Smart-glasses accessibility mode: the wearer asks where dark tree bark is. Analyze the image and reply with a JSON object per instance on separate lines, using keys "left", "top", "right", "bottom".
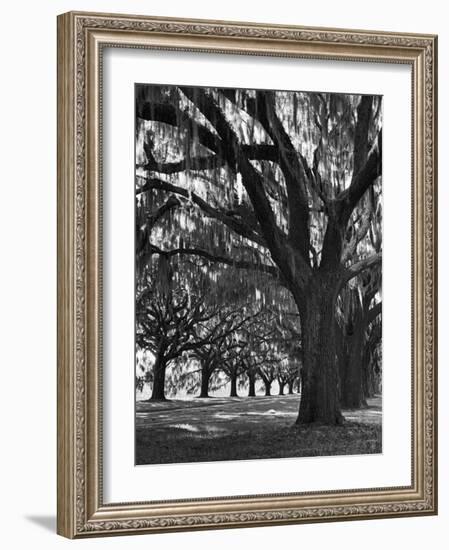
{"left": 264, "top": 380, "right": 272, "bottom": 396}
{"left": 296, "top": 279, "right": 344, "bottom": 425}
{"left": 340, "top": 299, "right": 381, "bottom": 409}
{"left": 150, "top": 355, "right": 167, "bottom": 401}
{"left": 340, "top": 298, "right": 367, "bottom": 409}
{"left": 279, "top": 382, "right": 286, "bottom": 395}
{"left": 342, "top": 327, "right": 367, "bottom": 409}
{"left": 230, "top": 373, "right": 238, "bottom": 397}
{"left": 248, "top": 373, "right": 256, "bottom": 397}
{"left": 297, "top": 371, "right": 303, "bottom": 396}
{"left": 199, "top": 364, "right": 211, "bottom": 398}
{"left": 362, "top": 348, "right": 374, "bottom": 399}
{"left": 363, "top": 317, "right": 382, "bottom": 398}
{"left": 288, "top": 381, "right": 294, "bottom": 394}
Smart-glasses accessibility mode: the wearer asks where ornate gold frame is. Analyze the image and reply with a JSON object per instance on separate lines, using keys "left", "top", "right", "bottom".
{"left": 57, "top": 11, "right": 438, "bottom": 538}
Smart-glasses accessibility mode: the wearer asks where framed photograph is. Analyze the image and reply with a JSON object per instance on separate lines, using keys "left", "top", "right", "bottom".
{"left": 57, "top": 11, "right": 438, "bottom": 538}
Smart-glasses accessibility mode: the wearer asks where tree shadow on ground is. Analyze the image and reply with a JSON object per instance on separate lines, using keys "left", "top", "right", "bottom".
{"left": 135, "top": 395, "right": 382, "bottom": 465}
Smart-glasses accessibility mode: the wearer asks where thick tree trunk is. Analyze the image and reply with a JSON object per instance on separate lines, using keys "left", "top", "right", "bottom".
{"left": 296, "top": 284, "right": 343, "bottom": 425}
{"left": 230, "top": 373, "right": 238, "bottom": 397}
{"left": 365, "top": 328, "right": 382, "bottom": 397}
{"left": 362, "top": 353, "right": 374, "bottom": 400}
{"left": 199, "top": 365, "right": 211, "bottom": 398}
{"left": 288, "top": 381, "right": 294, "bottom": 394}
{"left": 340, "top": 301, "right": 370, "bottom": 409}
{"left": 150, "top": 355, "right": 167, "bottom": 401}
{"left": 372, "top": 359, "right": 382, "bottom": 396}
{"left": 248, "top": 374, "right": 256, "bottom": 397}
{"left": 264, "top": 380, "right": 271, "bottom": 396}
{"left": 343, "top": 331, "right": 367, "bottom": 409}
{"left": 279, "top": 382, "right": 285, "bottom": 395}
{"left": 336, "top": 321, "right": 347, "bottom": 398}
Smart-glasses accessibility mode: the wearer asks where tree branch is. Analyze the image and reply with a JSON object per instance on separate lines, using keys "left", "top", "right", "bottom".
{"left": 136, "top": 195, "right": 180, "bottom": 257}
{"left": 339, "top": 129, "right": 382, "bottom": 222}
{"left": 139, "top": 87, "right": 312, "bottom": 291}
{"left": 254, "top": 90, "right": 310, "bottom": 259}
{"left": 367, "top": 301, "right": 382, "bottom": 325}
{"left": 137, "top": 177, "right": 266, "bottom": 246}
{"left": 137, "top": 100, "right": 223, "bottom": 155}
{"left": 149, "top": 243, "right": 280, "bottom": 278}
{"left": 139, "top": 143, "right": 279, "bottom": 177}
{"left": 179, "top": 87, "right": 302, "bottom": 285}
{"left": 343, "top": 252, "right": 382, "bottom": 283}
{"left": 243, "top": 143, "right": 279, "bottom": 162}
{"left": 353, "top": 96, "right": 373, "bottom": 176}
{"left": 341, "top": 207, "right": 373, "bottom": 263}
{"left": 139, "top": 154, "right": 224, "bottom": 174}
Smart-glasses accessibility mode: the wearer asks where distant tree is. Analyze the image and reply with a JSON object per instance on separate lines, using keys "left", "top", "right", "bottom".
{"left": 192, "top": 303, "right": 263, "bottom": 397}
{"left": 136, "top": 276, "right": 213, "bottom": 400}
{"left": 276, "top": 360, "right": 300, "bottom": 395}
{"left": 258, "top": 364, "right": 278, "bottom": 397}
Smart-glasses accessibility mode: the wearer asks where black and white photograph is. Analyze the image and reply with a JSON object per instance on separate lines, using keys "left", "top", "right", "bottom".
{"left": 0, "top": 0, "right": 441, "bottom": 544}
{"left": 135, "top": 83, "right": 383, "bottom": 466}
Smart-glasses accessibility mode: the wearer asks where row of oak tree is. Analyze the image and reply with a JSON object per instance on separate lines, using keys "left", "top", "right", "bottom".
{"left": 135, "top": 84, "right": 382, "bottom": 425}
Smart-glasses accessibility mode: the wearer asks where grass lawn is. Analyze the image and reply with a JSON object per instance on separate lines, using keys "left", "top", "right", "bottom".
{"left": 135, "top": 395, "right": 381, "bottom": 465}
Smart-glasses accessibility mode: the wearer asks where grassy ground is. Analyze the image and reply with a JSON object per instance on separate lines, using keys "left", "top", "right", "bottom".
{"left": 135, "top": 395, "right": 382, "bottom": 465}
